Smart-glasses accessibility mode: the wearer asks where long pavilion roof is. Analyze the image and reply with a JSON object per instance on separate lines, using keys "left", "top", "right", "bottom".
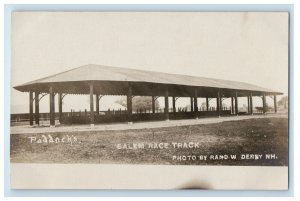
{"left": 14, "top": 64, "right": 282, "bottom": 96}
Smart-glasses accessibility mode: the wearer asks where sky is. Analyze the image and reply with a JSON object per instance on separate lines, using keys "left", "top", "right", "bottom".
{"left": 10, "top": 12, "right": 289, "bottom": 114}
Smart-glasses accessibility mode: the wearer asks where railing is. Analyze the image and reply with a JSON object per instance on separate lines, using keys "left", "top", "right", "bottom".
{"left": 11, "top": 108, "right": 262, "bottom": 125}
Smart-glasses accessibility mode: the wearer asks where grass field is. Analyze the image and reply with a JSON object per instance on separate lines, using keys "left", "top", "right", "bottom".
{"left": 10, "top": 117, "right": 288, "bottom": 166}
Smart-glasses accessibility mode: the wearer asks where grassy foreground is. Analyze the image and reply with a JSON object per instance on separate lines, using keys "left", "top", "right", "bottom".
{"left": 11, "top": 117, "right": 288, "bottom": 166}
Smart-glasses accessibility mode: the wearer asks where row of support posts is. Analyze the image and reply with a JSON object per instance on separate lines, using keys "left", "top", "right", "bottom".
{"left": 29, "top": 84, "right": 278, "bottom": 127}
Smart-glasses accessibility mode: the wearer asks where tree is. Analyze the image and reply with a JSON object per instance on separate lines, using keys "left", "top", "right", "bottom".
{"left": 115, "top": 96, "right": 160, "bottom": 111}
{"left": 278, "top": 96, "right": 288, "bottom": 109}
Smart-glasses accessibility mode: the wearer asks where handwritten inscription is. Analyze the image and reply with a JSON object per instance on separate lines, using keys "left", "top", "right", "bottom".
{"left": 28, "top": 134, "right": 78, "bottom": 145}
{"left": 116, "top": 142, "right": 203, "bottom": 150}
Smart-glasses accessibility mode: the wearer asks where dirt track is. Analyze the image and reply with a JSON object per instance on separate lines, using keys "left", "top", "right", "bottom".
{"left": 10, "top": 117, "right": 288, "bottom": 166}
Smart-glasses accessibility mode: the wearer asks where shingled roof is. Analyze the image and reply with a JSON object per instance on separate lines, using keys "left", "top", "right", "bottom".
{"left": 14, "top": 64, "right": 282, "bottom": 95}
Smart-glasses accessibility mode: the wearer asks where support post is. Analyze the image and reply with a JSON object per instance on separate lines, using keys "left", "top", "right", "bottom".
{"left": 206, "top": 97, "right": 209, "bottom": 111}
{"left": 190, "top": 97, "right": 193, "bottom": 112}
{"left": 127, "top": 85, "right": 133, "bottom": 123}
{"left": 220, "top": 97, "right": 223, "bottom": 112}
{"left": 217, "top": 90, "right": 221, "bottom": 117}
{"left": 29, "top": 91, "right": 33, "bottom": 126}
{"left": 49, "top": 86, "right": 55, "bottom": 126}
{"left": 194, "top": 88, "right": 198, "bottom": 119}
{"left": 90, "top": 83, "right": 94, "bottom": 125}
{"left": 231, "top": 96, "right": 234, "bottom": 114}
{"left": 247, "top": 96, "right": 250, "bottom": 114}
{"left": 263, "top": 94, "right": 266, "bottom": 114}
{"left": 250, "top": 93, "right": 253, "bottom": 115}
{"left": 58, "top": 93, "right": 62, "bottom": 123}
{"left": 172, "top": 97, "right": 176, "bottom": 113}
{"left": 96, "top": 94, "right": 99, "bottom": 115}
{"left": 152, "top": 96, "right": 155, "bottom": 114}
{"left": 35, "top": 92, "right": 39, "bottom": 125}
{"left": 235, "top": 91, "right": 238, "bottom": 116}
{"left": 274, "top": 95, "right": 277, "bottom": 113}
{"left": 165, "top": 89, "right": 169, "bottom": 120}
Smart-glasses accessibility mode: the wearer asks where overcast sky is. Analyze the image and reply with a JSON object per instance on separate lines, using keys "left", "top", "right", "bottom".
{"left": 11, "top": 12, "right": 288, "bottom": 114}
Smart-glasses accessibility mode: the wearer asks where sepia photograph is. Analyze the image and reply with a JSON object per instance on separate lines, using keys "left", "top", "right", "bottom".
{"left": 10, "top": 11, "right": 289, "bottom": 189}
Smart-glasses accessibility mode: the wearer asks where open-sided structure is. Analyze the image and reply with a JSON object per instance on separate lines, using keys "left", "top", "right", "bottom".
{"left": 14, "top": 64, "right": 283, "bottom": 126}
